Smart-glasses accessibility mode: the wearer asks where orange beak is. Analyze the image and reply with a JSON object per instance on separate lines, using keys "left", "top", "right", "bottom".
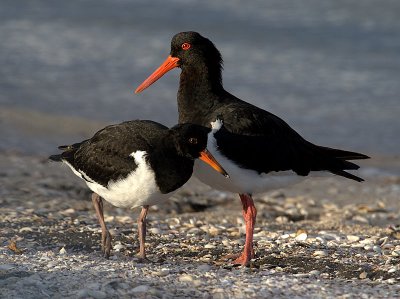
{"left": 135, "top": 55, "right": 180, "bottom": 93}
{"left": 199, "top": 149, "right": 229, "bottom": 178}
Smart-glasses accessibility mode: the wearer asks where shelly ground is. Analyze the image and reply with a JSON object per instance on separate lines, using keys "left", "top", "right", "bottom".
{"left": 1, "top": 153, "right": 400, "bottom": 298}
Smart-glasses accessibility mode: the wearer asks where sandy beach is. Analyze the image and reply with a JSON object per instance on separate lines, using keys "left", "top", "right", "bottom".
{"left": 1, "top": 152, "right": 399, "bottom": 298}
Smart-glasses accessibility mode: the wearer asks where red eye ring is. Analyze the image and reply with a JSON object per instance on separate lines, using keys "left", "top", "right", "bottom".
{"left": 182, "top": 43, "right": 191, "bottom": 50}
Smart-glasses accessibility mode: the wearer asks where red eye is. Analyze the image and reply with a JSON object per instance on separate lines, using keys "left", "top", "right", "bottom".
{"left": 181, "top": 43, "right": 191, "bottom": 50}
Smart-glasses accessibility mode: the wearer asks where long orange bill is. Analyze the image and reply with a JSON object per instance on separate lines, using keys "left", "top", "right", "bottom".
{"left": 135, "top": 55, "right": 180, "bottom": 93}
{"left": 200, "top": 149, "right": 229, "bottom": 178}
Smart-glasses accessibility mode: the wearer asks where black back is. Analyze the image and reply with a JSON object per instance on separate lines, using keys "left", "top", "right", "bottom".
{"left": 50, "top": 120, "right": 212, "bottom": 193}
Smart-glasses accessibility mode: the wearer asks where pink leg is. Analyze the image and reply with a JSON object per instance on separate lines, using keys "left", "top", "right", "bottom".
{"left": 232, "top": 193, "right": 257, "bottom": 266}
{"left": 91, "top": 193, "right": 112, "bottom": 258}
{"left": 137, "top": 205, "right": 149, "bottom": 260}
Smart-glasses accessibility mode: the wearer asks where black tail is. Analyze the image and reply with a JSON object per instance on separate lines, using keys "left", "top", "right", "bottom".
{"left": 49, "top": 141, "right": 86, "bottom": 163}
{"left": 49, "top": 154, "right": 63, "bottom": 162}
{"left": 316, "top": 146, "right": 369, "bottom": 182}
{"left": 317, "top": 146, "right": 370, "bottom": 161}
{"left": 330, "top": 169, "right": 364, "bottom": 182}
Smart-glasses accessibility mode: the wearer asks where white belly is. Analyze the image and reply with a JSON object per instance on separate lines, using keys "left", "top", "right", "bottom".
{"left": 65, "top": 151, "right": 175, "bottom": 208}
{"left": 194, "top": 159, "right": 304, "bottom": 195}
{"left": 86, "top": 177, "right": 174, "bottom": 209}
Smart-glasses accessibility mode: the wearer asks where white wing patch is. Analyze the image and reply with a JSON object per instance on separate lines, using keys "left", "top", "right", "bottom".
{"left": 210, "top": 118, "right": 223, "bottom": 132}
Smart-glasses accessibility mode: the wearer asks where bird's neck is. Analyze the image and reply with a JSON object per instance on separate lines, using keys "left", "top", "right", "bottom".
{"left": 149, "top": 139, "right": 193, "bottom": 194}
{"left": 177, "top": 64, "right": 223, "bottom": 125}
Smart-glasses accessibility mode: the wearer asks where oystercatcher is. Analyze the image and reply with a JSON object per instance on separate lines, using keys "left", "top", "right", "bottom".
{"left": 135, "top": 31, "right": 370, "bottom": 265}
{"left": 49, "top": 120, "right": 228, "bottom": 259}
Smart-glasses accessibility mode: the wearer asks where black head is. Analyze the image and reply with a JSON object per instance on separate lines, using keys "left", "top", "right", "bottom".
{"left": 170, "top": 32, "right": 223, "bottom": 70}
{"left": 168, "top": 123, "right": 210, "bottom": 159}
{"left": 135, "top": 31, "right": 223, "bottom": 94}
{"left": 168, "top": 123, "right": 228, "bottom": 177}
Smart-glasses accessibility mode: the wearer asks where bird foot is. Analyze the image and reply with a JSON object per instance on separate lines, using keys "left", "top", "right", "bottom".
{"left": 232, "top": 254, "right": 251, "bottom": 266}
{"left": 101, "top": 230, "right": 112, "bottom": 259}
{"left": 220, "top": 250, "right": 254, "bottom": 266}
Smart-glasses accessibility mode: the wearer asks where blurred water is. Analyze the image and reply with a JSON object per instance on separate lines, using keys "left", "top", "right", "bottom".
{"left": 1, "top": 0, "right": 399, "bottom": 155}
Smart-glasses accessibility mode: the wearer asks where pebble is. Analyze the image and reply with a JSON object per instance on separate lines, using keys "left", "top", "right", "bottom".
{"left": 352, "top": 215, "right": 369, "bottom": 224}
{"left": 179, "top": 274, "right": 194, "bottom": 282}
{"left": 319, "top": 233, "right": 339, "bottom": 241}
{"left": 231, "top": 239, "right": 244, "bottom": 246}
{"left": 87, "top": 290, "right": 107, "bottom": 299}
{"left": 295, "top": 233, "right": 308, "bottom": 242}
{"left": 187, "top": 227, "right": 201, "bottom": 234}
{"left": 77, "top": 289, "right": 89, "bottom": 298}
{"left": 157, "top": 268, "right": 170, "bottom": 277}
{"left": 59, "top": 247, "right": 67, "bottom": 255}
{"left": 313, "top": 250, "right": 328, "bottom": 257}
{"left": 391, "top": 250, "right": 400, "bottom": 256}
{"left": 61, "top": 208, "right": 75, "bottom": 215}
{"left": 197, "top": 264, "right": 212, "bottom": 271}
{"left": 87, "top": 282, "right": 101, "bottom": 290}
{"left": 113, "top": 244, "right": 125, "bottom": 251}
{"left": 275, "top": 216, "right": 289, "bottom": 223}
{"left": 364, "top": 245, "right": 373, "bottom": 251}
{"left": 19, "top": 227, "right": 33, "bottom": 233}
{"left": 359, "top": 272, "right": 368, "bottom": 279}
{"left": 204, "top": 244, "right": 216, "bottom": 249}
{"left": 222, "top": 239, "right": 230, "bottom": 246}
{"left": 360, "top": 238, "right": 376, "bottom": 245}
{"left": 208, "top": 226, "right": 221, "bottom": 236}
{"left": 47, "top": 261, "right": 57, "bottom": 268}
{"left": 346, "top": 235, "right": 360, "bottom": 242}
{"left": 382, "top": 243, "right": 394, "bottom": 249}
{"left": 131, "top": 285, "right": 150, "bottom": 293}
{"left": 372, "top": 245, "right": 382, "bottom": 254}
{"left": 293, "top": 273, "right": 309, "bottom": 278}
{"left": 148, "top": 227, "right": 162, "bottom": 235}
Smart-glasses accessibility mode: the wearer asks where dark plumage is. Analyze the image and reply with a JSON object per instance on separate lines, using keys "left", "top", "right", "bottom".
{"left": 135, "top": 31, "right": 369, "bottom": 265}
{"left": 50, "top": 120, "right": 228, "bottom": 259}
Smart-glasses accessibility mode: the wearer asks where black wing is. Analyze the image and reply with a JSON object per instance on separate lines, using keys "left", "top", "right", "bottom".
{"left": 211, "top": 95, "right": 369, "bottom": 182}
{"left": 51, "top": 120, "right": 168, "bottom": 186}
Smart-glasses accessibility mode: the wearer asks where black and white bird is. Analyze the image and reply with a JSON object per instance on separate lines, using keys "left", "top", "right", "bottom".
{"left": 49, "top": 120, "right": 228, "bottom": 259}
{"left": 135, "top": 31, "right": 370, "bottom": 266}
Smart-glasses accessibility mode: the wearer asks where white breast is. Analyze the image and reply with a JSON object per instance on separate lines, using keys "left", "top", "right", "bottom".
{"left": 193, "top": 119, "right": 305, "bottom": 194}
{"left": 64, "top": 151, "right": 174, "bottom": 208}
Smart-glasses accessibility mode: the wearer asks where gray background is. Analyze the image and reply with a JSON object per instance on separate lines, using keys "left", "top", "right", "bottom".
{"left": 1, "top": 0, "right": 399, "bottom": 156}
